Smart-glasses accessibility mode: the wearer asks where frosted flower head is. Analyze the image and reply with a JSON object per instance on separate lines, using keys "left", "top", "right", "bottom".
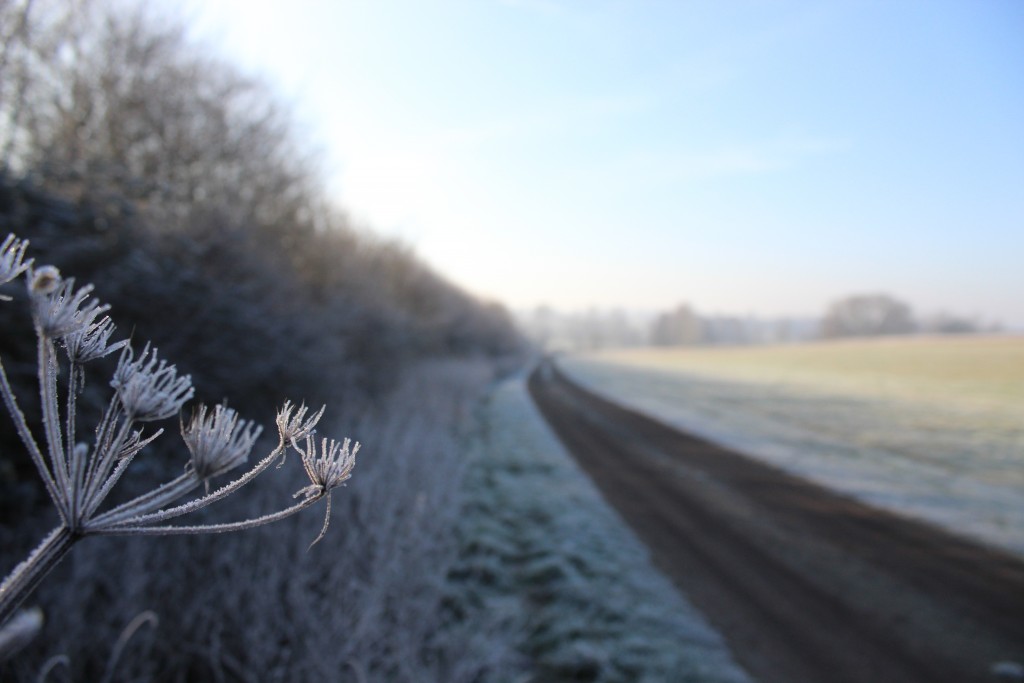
{"left": 63, "top": 315, "right": 127, "bottom": 364}
{"left": 301, "top": 436, "right": 359, "bottom": 494}
{"left": 111, "top": 344, "right": 194, "bottom": 422}
{"left": 275, "top": 401, "right": 325, "bottom": 446}
{"left": 298, "top": 435, "right": 359, "bottom": 549}
{"left": 28, "top": 265, "right": 60, "bottom": 295}
{"left": 30, "top": 273, "right": 108, "bottom": 339}
{"left": 0, "top": 234, "right": 32, "bottom": 297}
{"left": 183, "top": 403, "right": 262, "bottom": 482}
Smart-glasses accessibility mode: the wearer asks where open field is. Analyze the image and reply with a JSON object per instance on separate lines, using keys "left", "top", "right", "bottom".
{"left": 559, "top": 336, "right": 1024, "bottom": 556}
{"left": 529, "top": 362, "right": 1024, "bottom": 683}
{"left": 589, "top": 336, "right": 1024, "bottom": 422}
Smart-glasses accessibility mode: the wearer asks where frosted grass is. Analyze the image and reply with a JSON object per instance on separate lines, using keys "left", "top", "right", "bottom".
{"left": 561, "top": 355, "right": 1024, "bottom": 557}
{"left": 454, "top": 374, "right": 751, "bottom": 683}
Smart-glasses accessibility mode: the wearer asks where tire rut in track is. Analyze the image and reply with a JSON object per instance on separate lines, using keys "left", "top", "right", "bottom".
{"left": 527, "top": 360, "right": 1024, "bottom": 683}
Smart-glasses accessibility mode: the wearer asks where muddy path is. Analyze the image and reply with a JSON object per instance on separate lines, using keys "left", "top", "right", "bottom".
{"left": 527, "top": 360, "right": 1024, "bottom": 683}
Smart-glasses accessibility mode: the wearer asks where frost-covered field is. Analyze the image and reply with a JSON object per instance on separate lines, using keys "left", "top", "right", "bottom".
{"left": 560, "top": 348, "right": 1024, "bottom": 557}
{"left": 451, "top": 375, "right": 751, "bottom": 683}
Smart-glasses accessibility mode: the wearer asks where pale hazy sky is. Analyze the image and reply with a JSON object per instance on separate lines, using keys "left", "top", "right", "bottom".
{"left": 188, "top": 0, "right": 1024, "bottom": 326}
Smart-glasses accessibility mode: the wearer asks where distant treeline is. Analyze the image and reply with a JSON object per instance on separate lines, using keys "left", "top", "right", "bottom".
{"left": 520, "top": 295, "right": 998, "bottom": 352}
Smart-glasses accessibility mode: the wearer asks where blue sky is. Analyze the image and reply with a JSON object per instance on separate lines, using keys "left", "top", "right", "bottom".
{"left": 190, "top": 0, "right": 1024, "bottom": 325}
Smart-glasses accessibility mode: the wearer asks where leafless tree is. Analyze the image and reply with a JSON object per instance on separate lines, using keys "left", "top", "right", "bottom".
{"left": 0, "top": 0, "right": 324, "bottom": 243}
{"left": 918, "top": 312, "right": 983, "bottom": 335}
{"left": 820, "top": 293, "right": 916, "bottom": 338}
{"left": 650, "top": 303, "right": 703, "bottom": 346}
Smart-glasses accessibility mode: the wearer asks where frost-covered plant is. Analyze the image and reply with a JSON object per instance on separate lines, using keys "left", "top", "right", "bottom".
{"left": 0, "top": 233, "right": 358, "bottom": 654}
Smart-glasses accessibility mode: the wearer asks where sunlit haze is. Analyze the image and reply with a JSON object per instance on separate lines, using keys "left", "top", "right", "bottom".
{"left": 189, "top": 0, "right": 1024, "bottom": 326}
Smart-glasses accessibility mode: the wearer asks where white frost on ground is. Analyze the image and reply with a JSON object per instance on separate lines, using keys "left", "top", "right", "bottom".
{"left": 560, "top": 356, "right": 1024, "bottom": 558}
{"left": 451, "top": 374, "right": 752, "bottom": 683}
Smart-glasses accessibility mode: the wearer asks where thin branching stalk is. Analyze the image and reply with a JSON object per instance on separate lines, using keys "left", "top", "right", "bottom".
{"left": 65, "top": 360, "right": 81, "bottom": 520}
{"left": 0, "top": 357, "right": 64, "bottom": 519}
{"left": 36, "top": 337, "right": 70, "bottom": 521}
{"left": 91, "top": 442, "right": 290, "bottom": 531}
{"left": 81, "top": 425, "right": 161, "bottom": 518}
{"left": 87, "top": 472, "right": 198, "bottom": 529}
{"left": 0, "top": 528, "right": 75, "bottom": 626}
{"left": 80, "top": 400, "right": 136, "bottom": 516}
{"left": 0, "top": 232, "right": 360, "bottom": 642}
{"left": 96, "top": 494, "right": 325, "bottom": 537}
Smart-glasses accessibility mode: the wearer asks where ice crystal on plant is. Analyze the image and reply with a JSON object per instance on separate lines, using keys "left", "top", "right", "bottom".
{"left": 0, "top": 234, "right": 31, "bottom": 297}
{"left": 298, "top": 435, "right": 360, "bottom": 547}
{"left": 111, "top": 344, "right": 194, "bottom": 422}
{"left": 301, "top": 436, "right": 359, "bottom": 494}
{"left": 276, "top": 400, "right": 325, "bottom": 446}
{"left": 63, "top": 315, "right": 126, "bottom": 365}
{"left": 30, "top": 276, "right": 108, "bottom": 339}
{"left": 183, "top": 404, "right": 262, "bottom": 483}
{"left": 28, "top": 265, "right": 60, "bottom": 295}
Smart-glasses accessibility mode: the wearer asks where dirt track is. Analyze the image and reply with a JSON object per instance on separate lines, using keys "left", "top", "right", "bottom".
{"left": 528, "top": 360, "right": 1024, "bottom": 683}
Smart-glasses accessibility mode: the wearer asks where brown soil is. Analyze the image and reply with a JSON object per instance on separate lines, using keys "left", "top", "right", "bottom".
{"left": 528, "top": 360, "right": 1024, "bottom": 683}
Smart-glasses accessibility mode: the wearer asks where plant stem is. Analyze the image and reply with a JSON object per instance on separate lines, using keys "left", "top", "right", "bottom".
{"left": 87, "top": 472, "right": 198, "bottom": 529}
{"left": 95, "top": 494, "right": 322, "bottom": 536}
{"left": 66, "top": 361, "right": 82, "bottom": 520}
{"left": 0, "top": 526, "right": 76, "bottom": 627}
{"left": 107, "top": 442, "right": 288, "bottom": 527}
{"left": 37, "top": 337, "right": 69, "bottom": 519}
{"left": 81, "top": 403, "right": 135, "bottom": 517}
{"left": 0, "top": 355, "right": 63, "bottom": 520}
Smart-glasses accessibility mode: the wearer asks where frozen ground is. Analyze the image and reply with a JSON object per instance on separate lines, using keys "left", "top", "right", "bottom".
{"left": 450, "top": 374, "right": 752, "bottom": 683}
{"left": 560, "top": 355, "right": 1024, "bottom": 558}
